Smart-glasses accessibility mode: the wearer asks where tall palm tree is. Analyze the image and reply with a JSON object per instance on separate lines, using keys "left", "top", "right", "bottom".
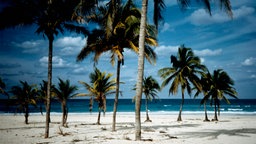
{"left": 53, "top": 78, "right": 78, "bottom": 127}
{"left": 201, "top": 69, "right": 238, "bottom": 121}
{"left": 135, "top": 0, "right": 233, "bottom": 139}
{"left": 10, "top": 81, "right": 38, "bottom": 124}
{"left": 77, "top": 0, "right": 157, "bottom": 131}
{"left": 0, "top": 0, "right": 96, "bottom": 138}
{"left": 142, "top": 76, "right": 160, "bottom": 122}
{"left": 158, "top": 45, "right": 206, "bottom": 121}
{"left": 79, "top": 68, "right": 116, "bottom": 125}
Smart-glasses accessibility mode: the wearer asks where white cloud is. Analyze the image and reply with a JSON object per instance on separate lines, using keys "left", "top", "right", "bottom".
{"left": 233, "top": 6, "right": 255, "bottom": 19}
{"left": 251, "top": 74, "right": 256, "bottom": 79}
{"left": 188, "top": 6, "right": 255, "bottom": 26}
{"left": 160, "top": 23, "right": 173, "bottom": 33}
{"left": 200, "top": 57, "right": 205, "bottom": 63}
{"left": 194, "top": 49, "right": 222, "bottom": 56}
{"left": 60, "top": 47, "right": 80, "bottom": 56}
{"left": 55, "top": 36, "right": 87, "bottom": 56}
{"left": 14, "top": 40, "right": 44, "bottom": 48}
{"left": 242, "top": 57, "right": 256, "bottom": 66}
{"left": 55, "top": 36, "right": 86, "bottom": 47}
{"left": 155, "top": 45, "right": 179, "bottom": 56}
{"left": 39, "top": 56, "right": 74, "bottom": 68}
{"left": 13, "top": 39, "right": 46, "bottom": 53}
{"left": 72, "top": 67, "right": 88, "bottom": 74}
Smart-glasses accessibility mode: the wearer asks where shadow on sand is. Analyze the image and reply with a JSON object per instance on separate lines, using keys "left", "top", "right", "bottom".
{"left": 182, "top": 128, "right": 256, "bottom": 139}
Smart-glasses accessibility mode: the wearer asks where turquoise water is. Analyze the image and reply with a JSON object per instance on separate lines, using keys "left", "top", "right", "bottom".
{"left": 1, "top": 99, "right": 256, "bottom": 115}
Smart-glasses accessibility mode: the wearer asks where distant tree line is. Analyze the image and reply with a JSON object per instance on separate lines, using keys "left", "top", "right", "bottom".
{"left": 0, "top": 45, "right": 237, "bottom": 126}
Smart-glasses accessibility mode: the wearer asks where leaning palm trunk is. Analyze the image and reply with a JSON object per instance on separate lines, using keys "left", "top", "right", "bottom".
{"left": 135, "top": 0, "right": 148, "bottom": 140}
{"left": 112, "top": 60, "right": 121, "bottom": 131}
{"left": 177, "top": 93, "right": 184, "bottom": 121}
{"left": 145, "top": 98, "right": 151, "bottom": 122}
{"left": 45, "top": 37, "right": 53, "bottom": 138}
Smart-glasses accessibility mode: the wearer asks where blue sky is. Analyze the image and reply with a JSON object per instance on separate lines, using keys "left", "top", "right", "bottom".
{"left": 0, "top": 0, "right": 256, "bottom": 99}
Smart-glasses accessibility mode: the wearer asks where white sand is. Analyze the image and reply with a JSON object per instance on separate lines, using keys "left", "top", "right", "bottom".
{"left": 0, "top": 113, "right": 255, "bottom": 144}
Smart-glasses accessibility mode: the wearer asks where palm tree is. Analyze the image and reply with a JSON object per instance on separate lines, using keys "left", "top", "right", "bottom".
{"left": 0, "top": 77, "right": 6, "bottom": 95}
{"left": 79, "top": 68, "right": 116, "bottom": 125}
{"left": 142, "top": 76, "right": 160, "bottom": 122}
{"left": 0, "top": 77, "right": 8, "bottom": 97}
{"left": 53, "top": 78, "right": 78, "bottom": 127}
{"left": 37, "top": 80, "right": 47, "bottom": 116}
{"left": 10, "top": 81, "right": 38, "bottom": 124}
{"left": 194, "top": 70, "right": 212, "bottom": 122}
{"left": 37, "top": 80, "right": 56, "bottom": 118}
{"left": 134, "top": 0, "right": 233, "bottom": 140}
{"left": 77, "top": 0, "right": 157, "bottom": 131}
{"left": 0, "top": 77, "right": 10, "bottom": 112}
{"left": 201, "top": 69, "right": 238, "bottom": 121}
{"left": 158, "top": 45, "right": 206, "bottom": 121}
{"left": 0, "top": 0, "right": 96, "bottom": 138}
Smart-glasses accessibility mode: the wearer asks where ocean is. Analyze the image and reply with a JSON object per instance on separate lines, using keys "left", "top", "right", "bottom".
{"left": 0, "top": 99, "right": 256, "bottom": 115}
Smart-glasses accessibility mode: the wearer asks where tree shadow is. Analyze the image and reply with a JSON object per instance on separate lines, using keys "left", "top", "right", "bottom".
{"left": 182, "top": 128, "right": 256, "bottom": 139}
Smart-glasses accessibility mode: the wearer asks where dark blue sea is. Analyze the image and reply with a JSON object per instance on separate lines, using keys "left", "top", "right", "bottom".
{"left": 0, "top": 99, "right": 256, "bottom": 115}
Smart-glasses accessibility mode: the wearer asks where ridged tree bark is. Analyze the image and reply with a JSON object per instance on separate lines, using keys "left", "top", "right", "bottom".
{"left": 177, "top": 93, "right": 184, "bottom": 121}
{"left": 135, "top": 0, "right": 148, "bottom": 140}
{"left": 112, "top": 60, "right": 121, "bottom": 131}
{"left": 45, "top": 36, "right": 53, "bottom": 138}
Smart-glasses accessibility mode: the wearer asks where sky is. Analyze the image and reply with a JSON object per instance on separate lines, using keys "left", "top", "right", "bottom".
{"left": 0, "top": 0, "right": 256, "bottom": 99}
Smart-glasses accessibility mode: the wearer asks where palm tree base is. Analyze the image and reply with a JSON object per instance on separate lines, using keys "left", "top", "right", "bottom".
{"left": 177, "top": 116, "right": 182, "bottom": 122}
{"left": 203, "top": 119, "right": 210, "bottom": 122}
{"left": 211, "top": 118, "right": 218, "bottom": 122}
{"left": 144, "top": 119, "right": 152, "bottom": 122}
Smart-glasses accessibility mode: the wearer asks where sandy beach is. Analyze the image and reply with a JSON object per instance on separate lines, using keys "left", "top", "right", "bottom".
{"left": 0, "top": 113, "right": 255, "bottom": 144}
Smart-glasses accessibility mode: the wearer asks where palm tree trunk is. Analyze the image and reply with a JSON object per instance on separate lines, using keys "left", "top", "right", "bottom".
{"left": 204, "top": 102, "right": 210, "bottom": 122}
{"left": 135, "top": 0, "right": 148, "bottom": 140}
{"left": 61, "top": 102, "right": 67, "bottom": 127}
{"left": 177, "top": 93, "right": 184, "bottom": 121}
{"left": 145, "top": 98, "right": 151, "bottom": 122}
{"left": 112, "top": 60, "right": 121, "bottom": 131}
{"left": 45, "top": 37, "right": 53, "bottom": 138}
{"left": 25, "top": 104, "right": 29, "bottom": 124}
{"left": 97, "top": 109, "right": 101, "bottom": 125}
{"left": 213, "top": 100, "right": 218, "bottom": 121}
